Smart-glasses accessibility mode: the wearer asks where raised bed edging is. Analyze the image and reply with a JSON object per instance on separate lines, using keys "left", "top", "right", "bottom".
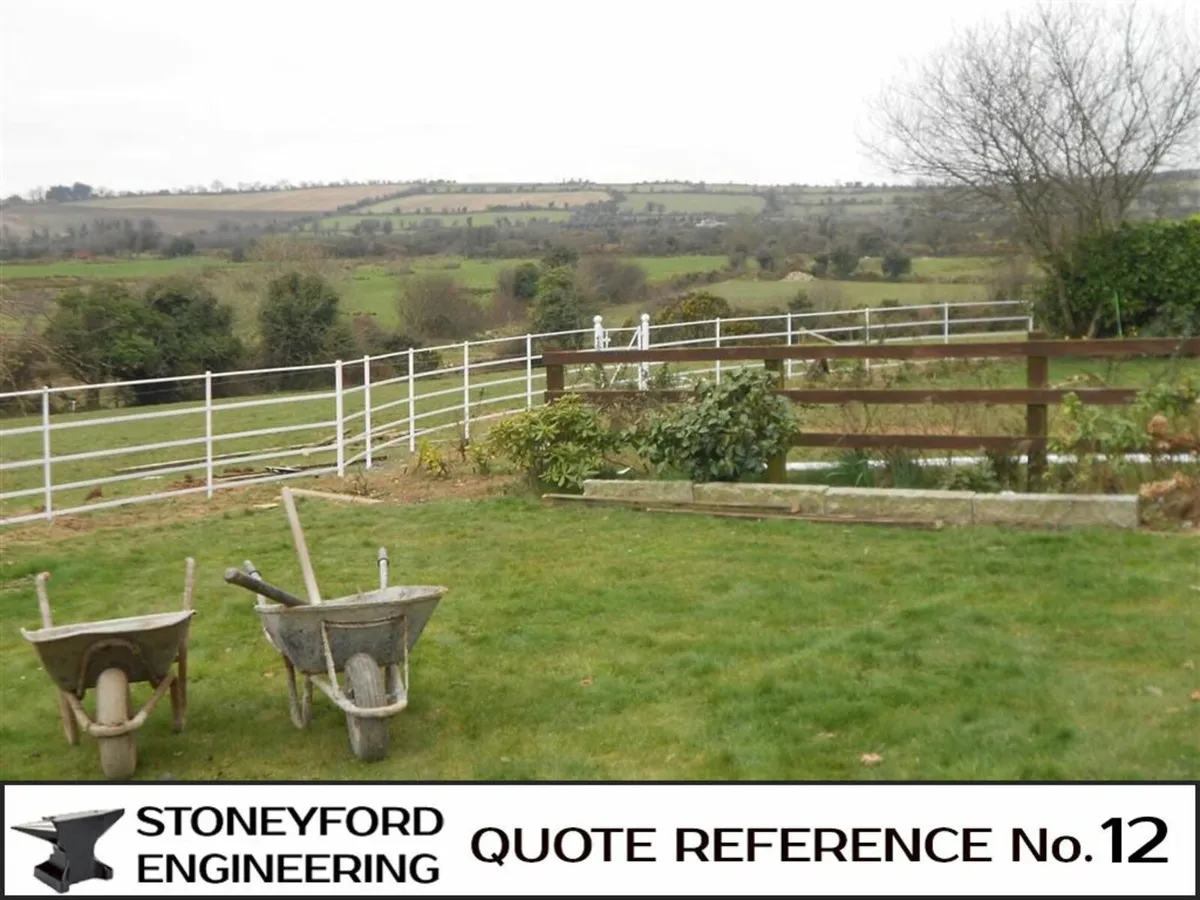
{"left": 580, "top": 480, "right": 1141, "bottom": 529}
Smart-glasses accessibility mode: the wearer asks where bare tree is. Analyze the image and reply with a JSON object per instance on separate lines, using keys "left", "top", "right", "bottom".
{"left": 865, "top": 1, "right": 1200, "bottom": 334}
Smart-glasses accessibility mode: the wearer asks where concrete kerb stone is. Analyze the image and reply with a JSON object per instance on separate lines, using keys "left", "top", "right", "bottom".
{"left": 825, "top": 487, "right": 976, "bottom": 525}
{"left": 692, "top": 482, "right": 829, "bottom": 513}
{"left": 578, "top": 479, "right": 1141, "bottom": 529}
{"left": 972, "top": 492, "right": 1140, "bottom": 529}
{"left": 581, "top": 479, "right": 695, "bottom": 504}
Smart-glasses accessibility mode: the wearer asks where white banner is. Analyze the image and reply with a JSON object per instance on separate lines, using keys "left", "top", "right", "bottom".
{"left": 2, "top": 783, "right": 1195, "bottom": 897}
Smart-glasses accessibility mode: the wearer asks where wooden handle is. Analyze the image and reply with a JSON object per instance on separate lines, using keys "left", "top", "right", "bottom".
{"left": 281, "top": 487, "right": 322, "bottom": 604}
{"left": 35, "top": 572, "right": 53, "bottom": 628}
{"left": 223, "top": 568, "right": 309, "bottom": 607}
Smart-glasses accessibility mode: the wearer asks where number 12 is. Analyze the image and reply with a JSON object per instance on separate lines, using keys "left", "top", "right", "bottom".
{"left": 1101, "top": 817, "right": 1168, "bottom": 863}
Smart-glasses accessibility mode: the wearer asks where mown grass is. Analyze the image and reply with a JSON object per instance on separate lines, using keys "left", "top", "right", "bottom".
{"left": 0, "top": 495, "right": 1195, "bottom": 781}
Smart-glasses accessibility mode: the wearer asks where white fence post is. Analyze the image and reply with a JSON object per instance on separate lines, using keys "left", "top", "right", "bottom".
{"left": 525, "top": 334, "right": 534, "bottom": 409}
{"left": 638, "top": 313, "right": 650, "bottom": 391}
{"left": 334, "top": 360, "right": 345, "bottom": 477}
{"left": 362, "top": 355, "right": 373, "bottom": 470}
{"left": 462, "top": 342, "right": 471, "bottom": 441}
{"left": 41, "top": 387, "right": 52, "bottom": 521}
{"left": 863, "top": 308, "right": 872, "bottom": 374}
{"left": 593, "top": 315, "right": 607, "bottom": 350}
{"left": 715, "top": 318, "right": 722, "bottom": 385}
{"left": 408, "top": 347, "right": 417, "bottom": 453}
{"left": 943, "top": 302, "right": 951, "bottom": 343}
{"left": 204, "top": 371, "right": 214, "bottom": 499}
{"left": 786, "top": 313, "right": 794, "bottom": 380}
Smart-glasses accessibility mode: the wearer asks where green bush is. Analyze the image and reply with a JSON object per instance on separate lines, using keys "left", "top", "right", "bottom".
{"left": 484, "top": 394, "right": 623, "bottom": 491}
{"left": 1039, "top": 218, "right": 1200, "bottom": 337}
{"left": 631, "top": 369, "right": 796, "bottom": 482}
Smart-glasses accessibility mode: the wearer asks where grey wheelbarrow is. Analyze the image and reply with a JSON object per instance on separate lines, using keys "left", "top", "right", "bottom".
{"left": 223, "top": 488, "right": 446, "bottom": 762}
{"left": 19, "top": 560, "right": 196, "bottom": 780}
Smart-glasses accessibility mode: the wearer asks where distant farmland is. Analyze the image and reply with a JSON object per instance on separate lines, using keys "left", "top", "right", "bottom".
{"left": 618, "top": 192, "right": 765, "bottom": 215}
{"left": 47, "top": 184, "right": 414, "bottom": 212}
{"left": 318, "top": 209, "right": 572, "bottom": 229}
{"left": 361, "top": 190, "right": 612, "bottom": 214}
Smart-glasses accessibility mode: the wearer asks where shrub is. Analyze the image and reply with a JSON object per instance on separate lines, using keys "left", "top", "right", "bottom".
{"left": 257, "top": 271, "right": 345, "bottom": 386}
{"left": 1038, "top": 218, "right": 1200, "bottom": 337}
{"left": 398, "top": 273, "right": 482, "bottom": 341}
{"left": 631, "top": 368, "right": 796, "bottom": 482}
{"left": 881, "top": 250, "right": 912, "bottom": 280}
{"left": 484, "top": 394, "right": 624, "bottom": 490}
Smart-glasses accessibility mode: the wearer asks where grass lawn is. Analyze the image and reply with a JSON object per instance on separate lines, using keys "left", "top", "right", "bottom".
{"left": 0, "top": 492, "right": 1195, "bottom": 781}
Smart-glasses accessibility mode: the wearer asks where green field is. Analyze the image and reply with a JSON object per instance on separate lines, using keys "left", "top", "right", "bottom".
{"left": 0, "top": 254, "right": 733, "bottom": 332}
{"left": 1, "top": 256, "right": 229, "bottom": 281}
{"left": 1, "top": 494, "right": 1195, "bottom": 780}
{"left": 618, "top": 192, "right": 765, "bottom": 215}
{"left": 362, "top": 190, "right": 611, "bottom": 215}
{"left": 708, "top": 279, "right": 991, "bottom": 310}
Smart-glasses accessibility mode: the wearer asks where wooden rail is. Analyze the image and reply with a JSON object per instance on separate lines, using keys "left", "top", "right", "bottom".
{"left": 542, "top": 334, "right": 1200, "bottom": 487}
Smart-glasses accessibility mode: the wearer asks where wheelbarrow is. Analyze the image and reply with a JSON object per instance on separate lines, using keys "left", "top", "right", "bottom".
{"left": 223, "top": 488, "right": 446, "bottom": 762}
{"left": 20, "top": 560, "right": 196, "bottom": 780}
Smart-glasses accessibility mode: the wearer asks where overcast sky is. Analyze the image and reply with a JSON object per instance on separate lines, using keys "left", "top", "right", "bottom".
{"left": 0, "top": 0, "right": 1193, "bottom": 196}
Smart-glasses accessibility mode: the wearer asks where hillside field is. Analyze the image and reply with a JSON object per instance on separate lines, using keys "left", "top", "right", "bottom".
{"left": 318, "top": 210, "right": 572, "bottom": 229}
{"left": 362, "top": 190, "right": 611, "bottom": 215}
{"left": 618, "top": 192, "right": 765, "bottom": 215}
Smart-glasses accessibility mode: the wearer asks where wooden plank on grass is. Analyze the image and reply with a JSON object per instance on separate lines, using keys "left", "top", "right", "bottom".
{"left": 288, "top": 488, "right": 382, "bottom": 505}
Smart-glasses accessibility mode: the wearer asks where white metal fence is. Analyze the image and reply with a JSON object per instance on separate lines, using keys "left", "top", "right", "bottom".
{"left": 0, "top": 300, "right": 1033, "bottom": 526}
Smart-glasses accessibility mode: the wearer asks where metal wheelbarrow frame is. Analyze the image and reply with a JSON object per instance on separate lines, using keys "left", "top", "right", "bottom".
{"left": 230, "top": 488, "right": 446, "bottom": 762}
{"left": 19, "top": 559, "right": 196, "bottom": 780}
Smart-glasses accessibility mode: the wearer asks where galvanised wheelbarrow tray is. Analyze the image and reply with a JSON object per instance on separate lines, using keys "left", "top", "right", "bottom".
{"left": 20, "top": 560, "right": 196, "bottom": 780}
{"left": 223, "top": 488, "right": 446, "bottom": 762}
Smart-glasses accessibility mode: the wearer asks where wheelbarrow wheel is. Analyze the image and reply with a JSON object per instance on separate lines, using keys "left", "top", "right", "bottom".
{"left": 344, "top": 653, "right": 389, "bottom": 762}
{"left": 96, "top": 668, "right": 137, "bottom": 780}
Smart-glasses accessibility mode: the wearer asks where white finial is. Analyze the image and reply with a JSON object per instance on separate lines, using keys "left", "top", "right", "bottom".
{"left": 593, "top": 315, "right": 603, "bottom": 324}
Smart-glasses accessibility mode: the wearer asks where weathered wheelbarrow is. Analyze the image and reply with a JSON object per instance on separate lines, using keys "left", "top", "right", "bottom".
{"left": 223, "top": 488, "right": 446, "bottom": 762}
{"left": 20, "top": 560, "right": 196, "bottom": 780}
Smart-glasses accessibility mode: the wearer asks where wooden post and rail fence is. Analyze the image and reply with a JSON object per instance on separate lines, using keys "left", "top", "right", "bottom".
{"left": 543, "top": 333, "right": 1200, "bottom": 487}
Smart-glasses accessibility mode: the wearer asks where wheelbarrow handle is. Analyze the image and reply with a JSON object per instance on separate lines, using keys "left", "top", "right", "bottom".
{"left": 223, "top": 568, "right": 309, "bottom": 607}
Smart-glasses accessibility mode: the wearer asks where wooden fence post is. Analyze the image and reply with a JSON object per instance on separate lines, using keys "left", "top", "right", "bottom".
{"left": 1025, "top": 331, "right": 1048, "bottom": 491}
{"left": 545, "top": 361, "right": 564, "bottom": 403}
{"left": 764, "top": 357, "right": 787, "bottom": 484}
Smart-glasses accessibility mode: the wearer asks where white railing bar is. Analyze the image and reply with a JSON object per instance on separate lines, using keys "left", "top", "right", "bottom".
{"left": 41, "top": 404, "right": 205, "bottom": 433}
{"left": 40, "top": 434, "right": 209, "bottom": 466}
{"left": 211, "top": 420, "right": 337, "bottom": 444}
{"left": 210, "top": 361, "right": 337, "bottom": 378}
{"left": 211, "top": 391, "right": 337, "bottom": 413}
{"left": 46, "top": 461, "right": 211, "bottom": 494}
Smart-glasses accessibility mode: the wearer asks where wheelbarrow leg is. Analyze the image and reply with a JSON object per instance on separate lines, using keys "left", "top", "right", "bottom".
{"left": 284, "top": 657, "right": 312, "bottom": 729}
{"left": 36, "top": 573, "right": 79, "bottom": 746}
{"left": 95, "top": 668, "right": 136, "bottom": 780}
{"left": 171, "top": 557, "right": 195, "bottom": 733}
